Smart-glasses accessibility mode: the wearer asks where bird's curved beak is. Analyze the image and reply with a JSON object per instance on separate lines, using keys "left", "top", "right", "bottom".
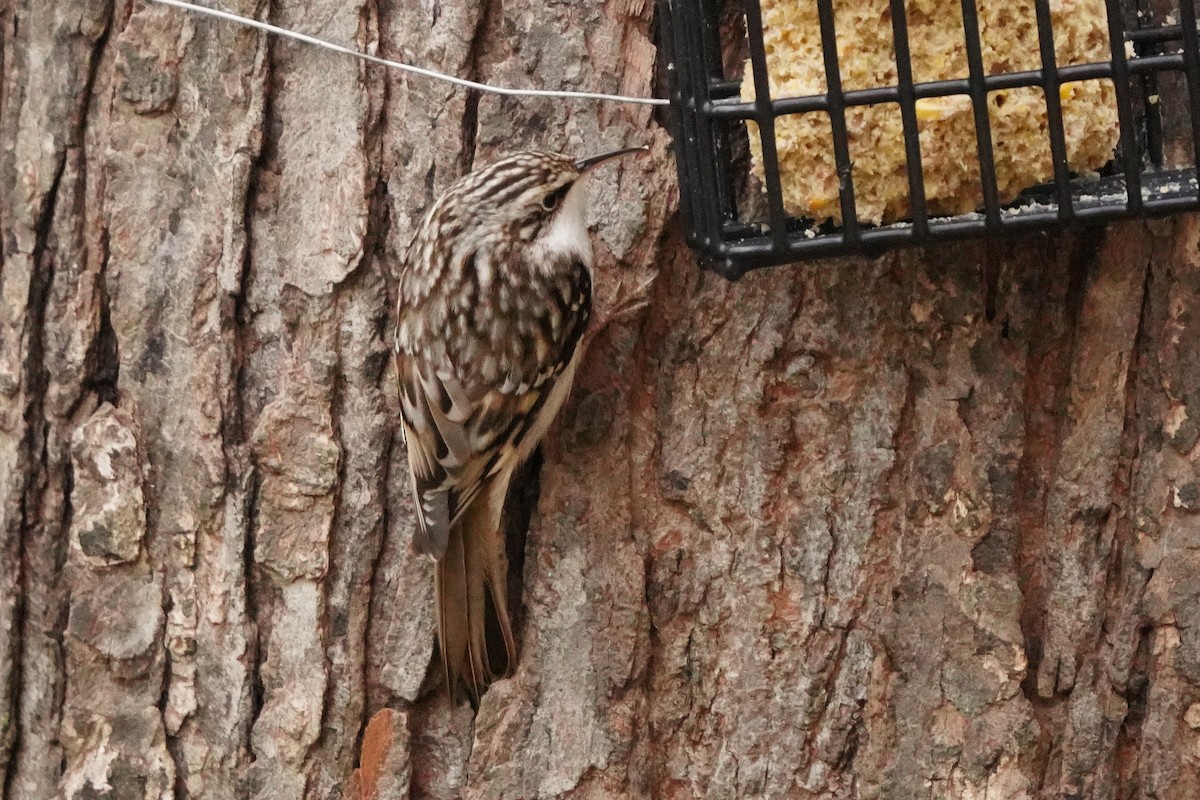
{"left": 574, "top": 145, "right": 648, "bottom": 173}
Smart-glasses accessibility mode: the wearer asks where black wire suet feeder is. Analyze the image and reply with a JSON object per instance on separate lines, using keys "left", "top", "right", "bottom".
{"left": 658, "top": 0, "right": 1200, "bottom": 279}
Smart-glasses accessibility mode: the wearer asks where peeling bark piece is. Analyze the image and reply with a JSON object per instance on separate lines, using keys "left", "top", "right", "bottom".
{"left": 345, "top": 709, "right": 412, "bottom": 800}
{"left": 67, "top": 575, "right": 163, "bottom": 666}
{"left": 60, "top": 706, "right": 175, "bottom": 800}
{"left": 249, "top": 579, "right": 328, "bottom": 796}
{"left": 265, "top": 0, "right": 372, "bottom": 296}
{"left": 252, "top": 388, "right": 340, "bottom": 582}
{"left": 69, "top": 403, "right": 147, "bottom": 566}
{"left": 115, "top": 5, "right": 188, "bottom": 116}
{"left": 62, "top": 484, "right": 170, "bottom": 800}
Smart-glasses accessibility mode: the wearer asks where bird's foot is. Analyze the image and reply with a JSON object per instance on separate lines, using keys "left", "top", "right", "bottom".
{"left": 584, "top": 274, "right": 656, "bottom": 351}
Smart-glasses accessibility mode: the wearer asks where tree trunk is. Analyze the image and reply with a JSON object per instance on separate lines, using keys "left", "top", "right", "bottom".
{"left": 3, "top": 1, "right": 1200, "bottom": 798}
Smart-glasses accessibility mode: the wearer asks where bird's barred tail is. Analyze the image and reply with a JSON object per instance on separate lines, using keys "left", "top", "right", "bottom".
{"left": 435, "top": 496, "right": 516, "bottom": 701}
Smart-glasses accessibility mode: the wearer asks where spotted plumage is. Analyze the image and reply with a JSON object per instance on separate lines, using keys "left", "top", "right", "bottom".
{"left": 394, "top": 147, "right": 643, "bottom": 699}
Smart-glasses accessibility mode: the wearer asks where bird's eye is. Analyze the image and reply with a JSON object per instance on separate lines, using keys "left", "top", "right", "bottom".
{"left": 542, "top": 185, "right": 569, "bottom": 211}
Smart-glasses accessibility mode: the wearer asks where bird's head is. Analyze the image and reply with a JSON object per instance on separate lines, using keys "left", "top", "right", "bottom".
{"left": 435, "top": 147, "right": 646, "bottom": 275}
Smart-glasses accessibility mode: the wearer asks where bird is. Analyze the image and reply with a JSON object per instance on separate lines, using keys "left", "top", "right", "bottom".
{"left": 394, "top": 146, "right": 646, "bottom": 700}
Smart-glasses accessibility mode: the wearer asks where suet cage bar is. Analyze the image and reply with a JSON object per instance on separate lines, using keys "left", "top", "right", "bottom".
{"left": 658, "top": 0, "right": 1200, "bottom": 279}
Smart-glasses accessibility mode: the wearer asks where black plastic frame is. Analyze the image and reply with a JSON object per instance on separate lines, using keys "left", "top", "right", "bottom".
{"left": 658, "top": 0, "right": 1200, "bottom": 279}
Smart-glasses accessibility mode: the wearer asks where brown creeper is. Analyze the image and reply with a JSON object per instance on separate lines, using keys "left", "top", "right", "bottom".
{"left": 394, "top": 146, "right": 645, "bottom": 699}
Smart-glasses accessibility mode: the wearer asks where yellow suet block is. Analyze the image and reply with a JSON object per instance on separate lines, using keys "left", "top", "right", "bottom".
{"left": 743, "top": 0, "right": 1121, "bottom": 225}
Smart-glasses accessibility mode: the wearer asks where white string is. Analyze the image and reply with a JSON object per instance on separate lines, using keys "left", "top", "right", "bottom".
{"left": 148, "top": 0, "right": 670, "bottom": 107}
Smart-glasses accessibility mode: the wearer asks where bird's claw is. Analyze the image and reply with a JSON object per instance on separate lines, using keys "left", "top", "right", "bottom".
{"left": 585, "top": 274, "right": 656, "bottom": 350}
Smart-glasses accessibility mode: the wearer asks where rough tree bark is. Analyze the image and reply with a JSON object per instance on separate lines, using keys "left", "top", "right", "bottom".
{"left": 3, "top": 1, "right": 1200, "bottom": 799}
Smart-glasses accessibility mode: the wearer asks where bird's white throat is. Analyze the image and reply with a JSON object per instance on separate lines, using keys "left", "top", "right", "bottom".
{"left": 534, "top": 181, "right": 593, "bottom": 274}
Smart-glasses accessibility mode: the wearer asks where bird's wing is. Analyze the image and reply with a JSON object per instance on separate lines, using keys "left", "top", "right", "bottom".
{"left": 396, "top": 352, "right": 576, "bottom": 560}
{"left": 395, "top": 252, "right": 592, "bottom": 561}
